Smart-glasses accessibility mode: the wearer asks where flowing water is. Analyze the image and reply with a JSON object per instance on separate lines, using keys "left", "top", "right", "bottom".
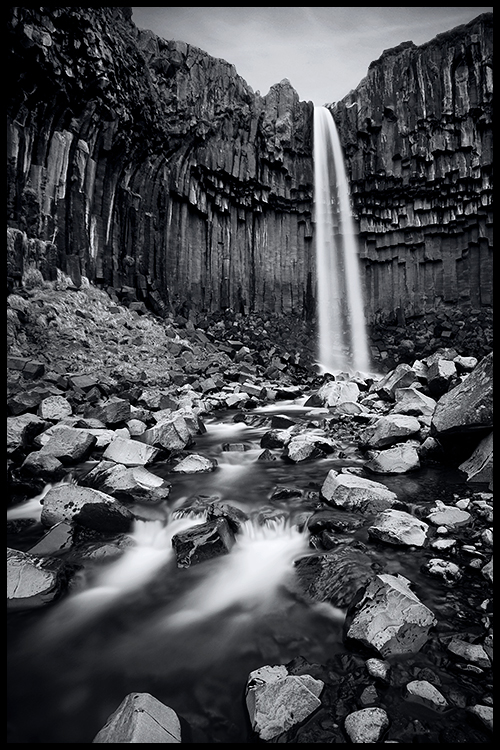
{"left": 313, "top": 105, "right": 371, "bottom": 376}
{"left": 7, "top": 401, "right": 488, "bottom": 743}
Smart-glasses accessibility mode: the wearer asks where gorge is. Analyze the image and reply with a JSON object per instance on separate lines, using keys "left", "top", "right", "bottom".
{"left": 7, "top": 8, "right": 493, "bottom": 368}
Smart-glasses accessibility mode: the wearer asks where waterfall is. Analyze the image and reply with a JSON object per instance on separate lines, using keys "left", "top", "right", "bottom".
{"left": 313, "top": 105, "right": 371, "bottom": 375}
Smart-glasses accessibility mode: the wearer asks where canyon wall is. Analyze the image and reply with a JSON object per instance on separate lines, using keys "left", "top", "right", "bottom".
{"left": 7, "top": 7, "right": 493, "bottom": 329}
{"left": 331, "top": 12, "right": 493, "bottom": 323}
{"left": 7, "top": 7, "right": 315, "bottom": 317}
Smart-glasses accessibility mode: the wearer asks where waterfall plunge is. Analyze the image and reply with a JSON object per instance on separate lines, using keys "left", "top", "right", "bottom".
{"left": 313, "top": 106, "right": 371, "bottom": 375}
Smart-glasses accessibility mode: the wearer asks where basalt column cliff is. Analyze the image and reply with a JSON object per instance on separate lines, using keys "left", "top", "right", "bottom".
{"left": 7, "top": 7, "right": 314, "bottom": 317}
{"left": 7, "top": 8, "right": 493, "bottom": 331}
{"left": 331, "top": 12, "right": 493, "bottom": 323}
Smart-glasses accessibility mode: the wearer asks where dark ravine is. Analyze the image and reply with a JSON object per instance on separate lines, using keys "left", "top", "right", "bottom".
{"left": 7, "top": 8, "right": 493, "bottom": 333}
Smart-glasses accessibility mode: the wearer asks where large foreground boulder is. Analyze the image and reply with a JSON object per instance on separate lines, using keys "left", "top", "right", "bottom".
{"left": 40, "top": 484, "right": 134, "bottom": 532}
{"left": 346, "top": 573, "right": 437, "bottom": 657}
{"left": 92, "top": 692, "right": 181, "bottom": 743}
{"left": 245, "top": 664, "right": 324, "bottom": 741}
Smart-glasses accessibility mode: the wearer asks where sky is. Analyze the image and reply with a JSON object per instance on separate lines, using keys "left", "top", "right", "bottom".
{"left": 131, "top": 7, "right": 493, "bottom": 106}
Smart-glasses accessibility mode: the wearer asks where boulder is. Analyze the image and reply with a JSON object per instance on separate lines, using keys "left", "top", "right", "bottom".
{"left": 245, "top": 664, "right": 324, "bottom": 741}
{"left": 102, "top": 437, "right": 159, "bottom": 466}
{"left": 7, "top": 413, "right": 49, "bottom": 454}
{"left": 344, "top": 707, "right": 389, "bottom": 744}
{"left": 427, "top": 358, "right": 457, "bottom": 397}
{"left": 360, "top": 414, "right": 421, "bottom": 448}
{"left": 346, "top": 573, "right": 437, "bottom": 657}
{"left": 171, "top": 517, "right": 235, "bottom": 567}
{"left": 466, "top": 704, "right": 493, "bottom": 734}
{"left": 311, "top": 380, "right": 360, "bottom": 407}
{"left": 404, "top": 680, "right": 448, "bottom": 711}
{"left": 320, "top": 470, "right": 397, "bottom": 513}
{"left": 425, "top": 504, "right": 471, "bottom": 528}
{"left": 368, "top": 509, "right": 429, "bottom": 547}
{"left": 37, "top": 395, "right": 73, "bottom": 421}
{"left": 86, "top": 397, "right": 132, "bottom": 425}
{"left": 391, "top": 387, "right": 437, "bottom": 417}
{"left": 27, "top": 522, "right": 74, "bottom": 556}
{"left": 40, "top": 484, "right": 134, "bottom": 532}
{"left": 38, "top": 426, "right": 97, "bottom": 463}
{"left": 446, "top": 638, "right": 491, "bottom": 669}
{"left": 283, "top": 432, "right": 336, "bottom": 462}
{"left": 373, "top": 364, "right": 418, "bottom": 401}
{"left": 458, "top": 431, "right": 493, "bottom": 487}
{"left": 431, "top": 352, "right": 492, "bottom": 435}
{"left": 20, "top": 451, "right": 65, "bottom": 480}
{"left": 140, "top": 413, "right": 195, "bottom": 452}
{"left": 7, "top": 547, "right": 68, "bottom": 609}
{"left": 81, "top": 461, "right": 171, "bottom": 504}
{"left": 364, "top": 443, "right": 420, "bottom": 474}
{"left": 92, "top": 692, "right": 181, "bottom": 743}
{"left": 171, "top": 454, "right": 217, "bottom": 473}
{"left": 422, "top": 558, "right": 463, "bottom": 584}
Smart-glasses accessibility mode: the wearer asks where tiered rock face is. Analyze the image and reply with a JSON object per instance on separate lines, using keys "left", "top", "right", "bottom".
{"left": 331, "top": 12, "right": 493, "bottom": 322}
{"left": 7, "top": 7, "right": 315, "bottom": 317}
{"left": 7, "top": 8, "right": 493, "bottom": 333}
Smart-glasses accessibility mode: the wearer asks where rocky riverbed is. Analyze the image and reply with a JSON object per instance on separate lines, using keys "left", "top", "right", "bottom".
{"left": 7, "top": 273, "right": 493, "bottom": 743}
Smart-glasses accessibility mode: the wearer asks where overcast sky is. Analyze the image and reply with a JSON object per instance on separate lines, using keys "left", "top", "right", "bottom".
{"left": 131, "top": 7, "right": 492, "bottom": 106}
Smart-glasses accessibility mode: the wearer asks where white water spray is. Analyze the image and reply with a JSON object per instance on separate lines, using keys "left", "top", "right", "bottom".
{"left": 313, "top": 105, "right": 371, "bottom": 375}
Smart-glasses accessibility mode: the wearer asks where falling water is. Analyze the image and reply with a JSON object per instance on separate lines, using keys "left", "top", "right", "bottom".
{"left": 313, "top": 105, "right": 371, "bottom": 375}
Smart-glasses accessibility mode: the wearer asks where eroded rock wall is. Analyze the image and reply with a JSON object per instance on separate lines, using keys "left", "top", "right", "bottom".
{"left": 7, "top": 7, "right": 315, "bottom": 316}
{"left": 331, "top": 13, "right": 493, "bottom": 322}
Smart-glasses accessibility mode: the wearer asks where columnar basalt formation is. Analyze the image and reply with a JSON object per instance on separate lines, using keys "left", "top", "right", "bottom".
{"left": 7, "top": 7, "right": 315, "bottom": 317}
{"left": 7, "top": 8, "right": 493, "bottom": 333}
{"left": 331, "top": 13, "right": 493, "bottom": 323}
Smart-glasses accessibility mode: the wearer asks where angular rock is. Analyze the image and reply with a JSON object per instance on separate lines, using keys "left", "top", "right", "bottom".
{"left": 140, "top": 413, "right": 194, "bottom": 452}
{"left": 320, "top": 470, "right": 397, "bottom": 513}
{"left": 344, "top": 707, "right": 389, "bottom": 744}
{"left": 245, "top": 664, "right": 324, "bottom": 741}
{"left": 422, "top": 558, "right": 462, "bottom": 584}
{"left": 373, "top": 364, "right": 418, "bottom": 401}
{"left": 7, "top": 547, "right": 68, "bottom": 609}
{"left": 102, "top": 437, "right": 159, "bottom": 466}
{"left": 391, "top": 387, "right": 437, "bottom": 417}
{"left": 466, "top": 704, "right": 493, "bottom": 733}
{"left": 87, "top": 397, "right": 132, "bottom": 425}
{"left": 446, "top": 638, "right": 491, "bottom": 669}
{"left": 360, "top": 414, "right": 421, "bottom": 448}
{"left": 20, "top": 450, "right": 65, "bottom": 480}
{"left": 313, "top": 380, "right": 360, "bottom": 408}
{"left": 365, "top": 658, "right": 391, "bottom": 684}
{"left": 28, "top": 522, "right": 74, "bottom": 556}
{"left": 458, "top": 431, "right": 493, "bottom": 487}
{"left": 92, "top": 692, "right": 181, "bottom": 743}
{"left": 7, "top": 413, "right": 49, "bottom": 454}
{"left": 346, "top": 573, "right": 437, "bottom": 657}
{"left": 171, "top": 454, "right": 217, "bottom": 473}
{"left": 368, "top": 509, "right": 429, "bottom": 547}
{"left": 38, "top": 426, "right": 97, "bottom": 463}
{"left": 364, "top": 443, "right": 420, "bottom": 474}
{"left": 283, "top": 432, "right": 336, "bottom": 462}
{"left": 404, "top": 680, "right": 448, "bottom": 711}
{"left": 427, "top": 358, "right": 457, "bottom": 397}
{"left": 40, "top": 484, "right": 134, "bottom": 532}
{"left": 260, "top": 428, "right": 295, "bottom": 449}
{"left": 82, "top": 461, "right": 171, "bottom": 504}
{"left": 431, "top": 352, "right": 493, "bottom": 435}
{"left": 171, "top": 517, "right": 235, "bottom": 567}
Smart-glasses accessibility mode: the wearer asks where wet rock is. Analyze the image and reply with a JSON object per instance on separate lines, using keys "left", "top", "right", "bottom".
{"left": 7, "top": 547, "right": 68, "bottom": 609}
{"left": 368, "top": 509, "right": 429, "bottom": 547}
{"left": 425, "top": 503, "right": 471, "bottom": 528}
{"left": 86, "top": 397, "right": 132, "bottom": 425}
{"left": 466, "top": 704, "right": 493, "bottom": 733}
{"left": 453, "top": 355, "right": 478, "bottom": 373}
{"left": 404, "top": 680, "right": 448, "bottom": 711}
{"left": 28, "top": 521, "right": 74, "bottom": 555}
{"left": 38, "top": 426, "right": 97, "bottom": 463}
{"left": 260, "top": 427, "right": 295, "bottom": 449}
{"left": 446, "top": 638, "right": 491, "bottom": 669}
{"left": 320, "top": 470, "right": 397, "bottom": 513}
{"left": 360, "top": 414, "right": 421, "bottom": 448}
{"left": 283, "top": 432, "right": 336, "bottom": 462}
{"left": 422, "top": 558, "right": 462, "bottom": 584}
{"left": 92, "top": 692, "right": 181, "bottom": 743}
{"left": 346, "top": 573, "right": 437, "bottom": 657}
{"left": 81, "top": 461, "right": 171, "bottom": 504}
{"left": 245, "top": 664, "right": 324, "bottom": 741}
{"left": 364, "top": 443, "right": 420, "bottom": 474}
{"left": 427, "top": 358, "right": 457, "bottom": 397}
{"left": 171, "top": 517, "right": 235, "bottom": 567}
{"left": 458, "top": 431, "right": 493, "bottom": 487}
{"left": 294, "top": 544, "right": 375, "bottom": 609}
{"left": 102, "top": 437, "right": 159, "bottom": 466}
{"left": 365, "top": 658, "right": 391, "bottom": 684}
{"left": 171, "top": 454, "right": 217, "bottom": 473}
{"left": 309, "top": 380, "right": 360, "bottom": 408}
{"left": 40, "top": 484, "right": 134, "bottom": 532}
{"left": 344, "top": 707, "right": 389, "bottom": 743}
{"left": 391, "top": 387, "right": 437, "bottom": 417}
{"left": 20, "top": 451, "right": 66, "bottom": 480}
{"left": 431, "top": 352, "right": 493, "bottom": 435}
{"left": 139, "top": 414, "right": 195, "bottom": 452}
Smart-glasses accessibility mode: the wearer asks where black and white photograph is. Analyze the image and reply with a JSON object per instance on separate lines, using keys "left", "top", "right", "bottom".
{"left": 7, "top": 6, "right": 493, "bottom": 743}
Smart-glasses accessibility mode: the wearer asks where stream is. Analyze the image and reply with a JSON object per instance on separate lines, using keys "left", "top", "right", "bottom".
{"left": 7, "top": 398, "right": 491, "bottom": 743}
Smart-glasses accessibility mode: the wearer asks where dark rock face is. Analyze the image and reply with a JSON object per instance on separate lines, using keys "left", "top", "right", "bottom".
{"left": 7, "top": 7, "right": 314, "bottom": 317}
{"left": 7, "top": 8, "right": 493, "bottom": 333}
{"left": 331, "top": 13, "right": 493, "bottom": 322}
